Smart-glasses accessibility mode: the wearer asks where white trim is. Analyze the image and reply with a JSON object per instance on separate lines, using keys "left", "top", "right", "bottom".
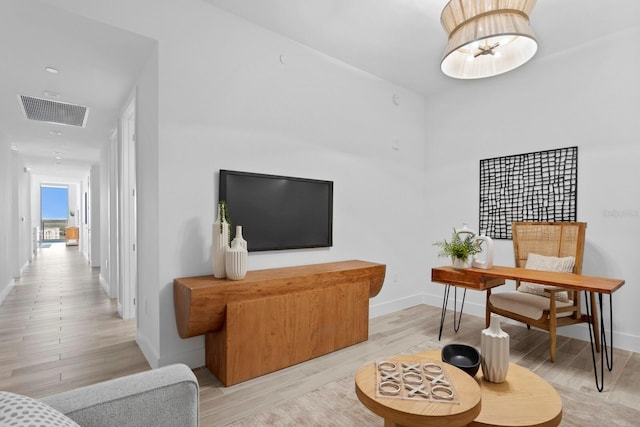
{"left": 99, "top": 273, "right": 111, "bottom": 297}
{"left": 20, "top": 260, "right": 29, "bottom": 276}
{"left": 136, "top": 330, "right": 160, "bottom": 368}
{"left": 157, "top": 343, "right": 205, "bottom": 370}
{"left": 0, "top": 279, "right": 15, "bottom": 306}
{"left": 370, "top": 293, "right": 426, "bottom": 318}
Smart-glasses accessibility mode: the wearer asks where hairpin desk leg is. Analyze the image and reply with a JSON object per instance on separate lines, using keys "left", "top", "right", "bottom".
{"left": 584, "top": 291, "right": 613, "bottom": 392}
{"left": 438, "top": 285, "right": 467, "bottom": 341}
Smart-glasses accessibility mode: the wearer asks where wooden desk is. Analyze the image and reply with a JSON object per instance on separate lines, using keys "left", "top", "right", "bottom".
{"left": 431, "top": 265, "right": 625, "bottom": 391}
{"left": 432, "top": 266, "right": 624, "bottom": 294}
{"left": 174, "top": 260, "right": 385, "bottom": 385}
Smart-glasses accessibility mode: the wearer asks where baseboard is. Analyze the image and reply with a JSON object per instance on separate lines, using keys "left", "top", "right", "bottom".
{"left": 370, "top": 293, "right": 424, "bottom": 318}
{"left": 0, "top": 279, "right": 15, "bottom": 307}
{"left": 137, "top": 330, "right": 205, "bottom": 370}
{"left": 99, "top": 273, "right": 110, "bottom": 297}
{"left": 136, "top": 330, "right": 161, "bottom": 369}
{"left": 157, "top": 339, "right": 205, "bottom": 370}
{"left": 20, "top": 260, "right": 29, "bottom": 277}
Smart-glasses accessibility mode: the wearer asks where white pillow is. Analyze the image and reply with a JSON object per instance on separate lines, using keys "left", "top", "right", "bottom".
{"left": 0, "top": 391, "right": 79, "bottom": 427}
{"left": 517, "top": 253, "right": 575, "bottom": 303}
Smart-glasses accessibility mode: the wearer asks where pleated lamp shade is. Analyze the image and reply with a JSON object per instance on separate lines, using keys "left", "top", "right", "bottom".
{"left": 440, "top": 0, "right": 538, "bottom": 79}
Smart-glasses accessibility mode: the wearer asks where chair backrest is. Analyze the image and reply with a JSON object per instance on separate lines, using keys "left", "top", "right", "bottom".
{"left": 511, "top": 222, "right": 586, "bottom": 274}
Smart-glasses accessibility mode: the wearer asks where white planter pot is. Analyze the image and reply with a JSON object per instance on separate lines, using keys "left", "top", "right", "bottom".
{"left": 451, "top": 256, "right": 471, "bottom": 269}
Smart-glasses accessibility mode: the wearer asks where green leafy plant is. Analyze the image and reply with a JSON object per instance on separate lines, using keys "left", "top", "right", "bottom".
{"left": 433, "top": 229, "right": 482, "bottom": 261}
{"left": 217, "top": 200, "right": 232, "bottom": 238}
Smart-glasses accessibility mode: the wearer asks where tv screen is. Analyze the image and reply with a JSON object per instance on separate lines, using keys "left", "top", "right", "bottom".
{"left": 219, "top": 170, "right": 333, "bottom": 252}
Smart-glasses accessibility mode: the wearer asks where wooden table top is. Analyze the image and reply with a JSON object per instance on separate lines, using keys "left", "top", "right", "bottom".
{"left": 417, "top": 350, "right": 562, "bottom": 427}
{"left": 432, "top": 265, "right": 625, "bottom": 294}
{"left": 354, "top": 353, "right": 482, "bottom": 427}
{"left": 173, "top": 260, "right": 386, "bottom": 338}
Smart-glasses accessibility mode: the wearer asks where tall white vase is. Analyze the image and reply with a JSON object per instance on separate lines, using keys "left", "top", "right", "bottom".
{"left": 481, "top": 313, "right": 510, "bottom": 383}
{"left": 212, "top": 204, "right": 229, "bottom": 278}
{"left": 225, "top": 228, "right": 248, "bottom": 280}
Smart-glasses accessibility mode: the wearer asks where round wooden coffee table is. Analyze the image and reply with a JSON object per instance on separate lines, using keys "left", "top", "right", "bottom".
{"left": 354, "top": 353, "right": 482, "bottom": 427}
{"left": 355, "top": 349, "right": 562, "bottom": 427}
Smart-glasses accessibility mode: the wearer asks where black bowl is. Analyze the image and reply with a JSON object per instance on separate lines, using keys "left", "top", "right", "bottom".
{"left": 441, "top": 344, "right": 481, "bottom": 377}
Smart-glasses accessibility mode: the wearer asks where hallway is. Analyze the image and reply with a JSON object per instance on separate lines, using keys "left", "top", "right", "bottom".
{"left": 0, "top": 243, "right": 149, "bottom": 399}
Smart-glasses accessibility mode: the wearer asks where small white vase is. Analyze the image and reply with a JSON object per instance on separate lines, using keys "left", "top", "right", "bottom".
{"left": 212, "top": 204, "right": 229, "bottom": 278}
{"left": 233, "top": 226, "right": 247, "bottom": 250}
{"left": 452, "top": 256, "right": 471, "bottom": 269}
{"left": 481, "top": 313, "right": 510, "bottom": 383}
{"left": 225, "top": 234, "right": 248, "bottom": 280}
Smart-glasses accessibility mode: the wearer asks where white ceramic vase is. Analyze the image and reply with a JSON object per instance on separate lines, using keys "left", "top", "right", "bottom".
{"left": 233, "top": 225, "right": 247, "bottom": 250}
{"left": 212, "top": 204, "right": 229, "bottom": 278}
{"left": 452, "top": 256, "right": 471, "bottom": 269}
{"left": 225, "top": 228, "right": 248, "bottom": 280}
{"left": 481, "top": 313, "right": 510, "bottom": 383}
{"left": 472, "top": 234, "right": 494, "bottom": 269}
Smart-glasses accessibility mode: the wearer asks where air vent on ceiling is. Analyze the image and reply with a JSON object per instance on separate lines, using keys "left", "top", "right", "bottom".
{"left": 19, "top": 95, "right": 89, "bottom": 127}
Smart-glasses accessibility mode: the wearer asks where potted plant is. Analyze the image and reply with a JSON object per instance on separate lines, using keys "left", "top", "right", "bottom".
{"left": 434, "top": 228, "right": 482, "bottom": 269}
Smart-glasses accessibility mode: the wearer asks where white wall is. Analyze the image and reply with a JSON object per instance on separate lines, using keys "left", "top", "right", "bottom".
{"left": 89, "top": 165, "right": 100, "bottom": 267}
{"left": 424, "top": 26, "right": 640, "bottom": 352}
{"left": 50, "top": 0, "right": 428, "bottom": 368}
{"left": 12, "top": 153, "right": 31, "bottom": 276}
{"left": 0, "top": 134, "right": 14, "bottom": 304}
{"left": 49, "top": 0, "right": 640, "bottom": 367}
{"left": 99, "top": 134, "right": 118, "bottom": 297}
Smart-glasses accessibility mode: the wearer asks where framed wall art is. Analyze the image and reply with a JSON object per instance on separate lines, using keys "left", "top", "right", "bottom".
{"left": 479, "top": 146, "right": 578, "bottom": 239}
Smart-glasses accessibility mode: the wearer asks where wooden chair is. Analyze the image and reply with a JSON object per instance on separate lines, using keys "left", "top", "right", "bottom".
{"left": 486, "top": 222, "right": 600, "bottom": 362}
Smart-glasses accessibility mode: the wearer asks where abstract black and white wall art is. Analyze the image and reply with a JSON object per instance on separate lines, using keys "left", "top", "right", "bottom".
{"left": 479, "top": 146, "right": 578, "bottom": 239}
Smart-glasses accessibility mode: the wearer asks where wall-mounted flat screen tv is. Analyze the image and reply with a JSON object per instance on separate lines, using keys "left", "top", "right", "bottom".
{"left": 219, "top": 170, "right": 333, "bottom": 252}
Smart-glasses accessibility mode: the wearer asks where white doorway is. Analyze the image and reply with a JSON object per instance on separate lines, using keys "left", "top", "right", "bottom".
{"left": 119, "top": 96, "right": 137, "bottom": 320}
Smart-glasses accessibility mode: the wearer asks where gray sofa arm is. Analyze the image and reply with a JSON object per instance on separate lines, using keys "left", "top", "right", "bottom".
{"left": 41, "top": 364, "right": 198, "bottom": 427}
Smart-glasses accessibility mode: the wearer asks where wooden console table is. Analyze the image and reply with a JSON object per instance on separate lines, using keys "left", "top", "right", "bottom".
{"left": 174, "top": 260, "right": 385, "bottom": 386}
{"left": 65, "top": 226, "right": 79, "bottom": 246}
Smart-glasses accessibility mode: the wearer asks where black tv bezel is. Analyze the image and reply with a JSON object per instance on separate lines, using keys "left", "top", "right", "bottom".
{"left": 219, "top": 169, "right": 333, "bottom": 252}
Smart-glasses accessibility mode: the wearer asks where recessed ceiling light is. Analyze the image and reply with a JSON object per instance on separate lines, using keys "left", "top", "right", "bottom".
{"left": 11, "top": 144, "right": 18, "bottom": 151}
{"left": 45, "top": 66, "right": 59, "bottom": 74}
{"left": 49, "top": 130, "right": 63, "bottom": 135}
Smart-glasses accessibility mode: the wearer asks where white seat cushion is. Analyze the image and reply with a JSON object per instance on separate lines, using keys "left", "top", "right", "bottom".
{"left": 517, "top": 253, "right": 575, "bottom": 303}
{"left": 490, "top": 291, "right": 575, "bottom": 320}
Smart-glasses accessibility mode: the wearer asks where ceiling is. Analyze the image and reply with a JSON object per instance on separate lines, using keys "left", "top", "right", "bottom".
{"left": 2, "top": 0, "right": 638, "bottom": 180}
{"left": 0, "top": 0, "right": 155, "bottom": 180}
{"left": 205, "top": 0, "right": 640, "bottom": 95}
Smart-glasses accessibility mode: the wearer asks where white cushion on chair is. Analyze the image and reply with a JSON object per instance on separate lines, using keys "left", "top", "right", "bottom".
{"left": 517, "top": 253, "right": 575, "bottom": 302}
{"left": 490, "top": 291, "right": 575, "bottom": 320}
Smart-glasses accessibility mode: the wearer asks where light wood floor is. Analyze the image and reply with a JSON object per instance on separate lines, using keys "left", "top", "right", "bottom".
{"left": 0, "top": 243, "right": 149, "bottom": 398}
{"left": 2, "top": 243, "right": 639, "bottom": 426}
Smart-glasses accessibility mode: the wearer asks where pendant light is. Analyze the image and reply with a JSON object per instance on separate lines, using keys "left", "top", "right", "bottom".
{"left": 440, "top": 0, "right": 538, "bottom": 79}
